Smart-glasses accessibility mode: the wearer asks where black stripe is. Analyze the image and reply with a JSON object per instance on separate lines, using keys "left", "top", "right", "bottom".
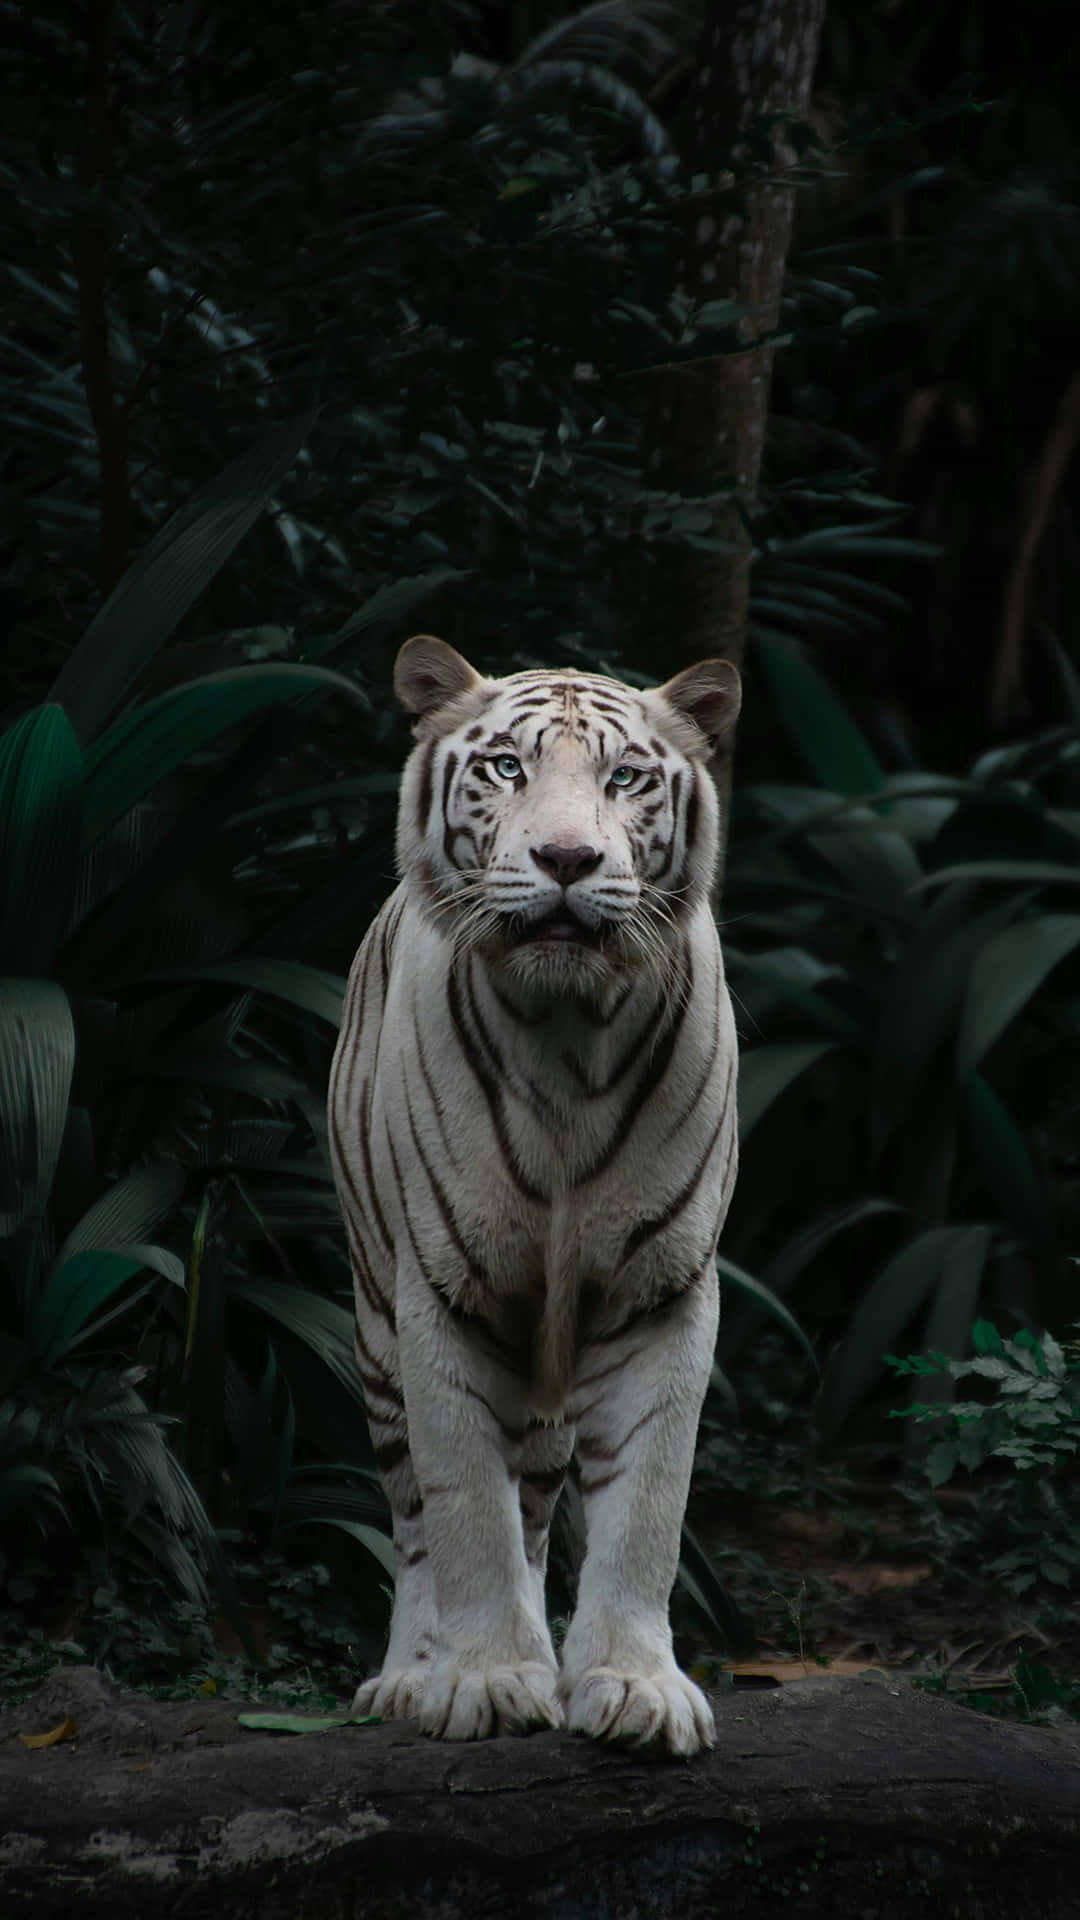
{"left": 353, "top": 1316, "right": 401, "bottom": 1397}
{"left": 379, "top": 891, "right": 405, "bottom": 981}
{"left": 575, "top": 941, "right": 693, "bottom": 1185}
{"left": 354, "top": 1361, "right": 404, "bottom": 1413}
{"left": 652, "top": 769, "right": 681, "bottom": 881}
{"left": 402, "top": 1078, "right": 494, "bottom": 1294}
{"left": 578, "top": 980, "right": 636, "bottom": 1030}
{"left": 682, "top": 769, "right": 699, "bottom": 877}
{"left": 561, "top": 992, "right": 666, "bottom": 1099}
{"left": 488, "top": 976, "right": 550, "bottom": 1028}
{"left": 619, "top": 1103, "right": 733, "bottom": 1264}
{"left": 344, "top": 1215, "right": 396, "bottom": 1330}
{"left": 338, "top": 937, "right": 374, "bottom": 1119}
{"left": 579, "top": 1466, "right": 625, "bottom": 1495}
{"left": 578, "top": 1401, "right": 662, "bottom": 1463}
{"left": 373, "top": 1434, "right": 410, "bottom": 1474}
{"left": 440, "top": 750, "right": 459, "bottom": 867}
{"left": 463, "top": 960, "right": 562, "bottom": 1126}
{"left": 356, "top": 1075, "right": 396, "bottom": 1255}
{"left": 447, "top": 961, "right": 546, "bottom": 1201}
{"left": 519, "top": 1465, "right": 568, "bottom": 1496}
{"left": 658, "top": 983, "right": 724, "bottom": 1146}
{"left": 384, "top": 1123, "right": 436, "bottom": 1284}
{"left": 413, "top": 1013, "right": 458, "bottom": 1163}
{"left": 465, "top": 1380, "right": 530, "bottom": 1445}
{"left": 416, "top": 738, "right": 437, "bottom": 839}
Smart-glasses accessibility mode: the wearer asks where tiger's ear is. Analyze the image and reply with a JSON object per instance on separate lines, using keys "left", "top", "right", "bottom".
{"left": 657, "top": 658, "right": 742, "bottom": 757}
{"left": 394, "top": 635, "right": 483, "bottom": 721}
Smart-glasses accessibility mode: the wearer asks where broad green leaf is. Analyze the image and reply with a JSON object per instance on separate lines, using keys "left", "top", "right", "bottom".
{"left": 804, "top": 815, "right": 922, "bottom": 906}
{"left": 821, "top": 1227, "right": 965, "bottom": 1434}
{"left": 725, "top": 946, "right": 862, "bottom": 1041}
{"left": 0, "top": 1464, "right": 67, "bottom": 1520}
{"left": 226, "top": 773, "right": 401, "bottom": 831}
{"left": 27, "top": 1250, "right": 147, "bottom": 1369}
{"left": 718, "top": 1199, "right": 904, "bottom": 1367}
{"left": 753, "top": 633, "right": 886, "bottom": 796}
{"left": 869, "top": 887, "right": 1029, "bottom": 1156}
{"left": 147, "top": 1055, "right": 326, "bottom": 1136}
{"left": 737, "top": 1041, "right": 838, "bottom": 1140}
{"left": 308, "top": 568, "right": 471, "bottom": 663}
{"left": 0, "top": 706, "right": 83, "bottom": 973}
{"left": 677, "top": 1526, "right": 754, "bottom": 1656}
{"left": 81, "top": 665, "right": 367, "bottom": 850}
{"left": 911, "top": 861, "right": 1080, "bottom": 893}
{"left": 965, "top": 1074, "right": 1053, "bottom": 1248}
{"left": 84, "top": 1241, "right": 186, "bottom": 1290}
{"left": 283, "top": 1515, "right": 396, "bottom": 1578}
{"left": 715, "top": 1256, "right": 818, "bottom": 1371}
{"left": 231, "top": 1278, "right": 365, "bottom": 1410}
{"left": 764, "top": 1200, "right": 903, "bottom": 1300}
{"left": 762, "top": 559, "right": 910, "bottom": 613}
{"left": 973, "top": 1319, "right": 1005, "bottom": 1356}
{"left": 0, "top": 980, "right": 75, "bottom": 1236}
{"left": 914, "top": 1225, "right": 995, "bottom": 1413}
{"left": 236, "top": 1711, "right": 380, "bottom": 1734}
{"left": 119, "top": 958, "right": 346, "bottom": 1029}
{"left": 958, "top": 915, "right": 1080, "bottom": 1072}
{"left": 53, "top": 1162, "right": 185, "bottom": 1267}
{"left": 49, "top": 410, "right": 320, "bottom": 743}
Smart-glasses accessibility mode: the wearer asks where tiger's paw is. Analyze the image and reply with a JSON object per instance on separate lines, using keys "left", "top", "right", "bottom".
{"left": 418, "top": 1659, "right": 564, "bottom": 1740}
{"left": 562, "top": 1664, "right": 715, "bottom": 1758}
{"left": 351, "top": 1663, "right": 431, "bottom": 1723}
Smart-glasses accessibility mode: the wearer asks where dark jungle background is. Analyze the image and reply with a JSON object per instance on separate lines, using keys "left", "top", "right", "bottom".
{"left": 2, "top": 0, "right": 1078, "bottom": 1716}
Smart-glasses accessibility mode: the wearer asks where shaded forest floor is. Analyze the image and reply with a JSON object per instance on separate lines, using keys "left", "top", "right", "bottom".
{"left": 4, "top": 1467, "right": 1079, "bottom": 1732}
{"left": 684, "top": 1477, "right": 1080, "bottom": 1724}
{"left": 4, "top": 1338, "right": 1080, "bottom": 1728}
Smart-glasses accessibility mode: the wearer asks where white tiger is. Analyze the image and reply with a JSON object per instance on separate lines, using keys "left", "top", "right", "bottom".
{"left": 328, "top": 635, "right": 741, "bottom": 1756}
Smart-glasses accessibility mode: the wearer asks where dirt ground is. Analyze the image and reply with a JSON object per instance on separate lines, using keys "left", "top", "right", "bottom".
{"left": 683, "top": 1480, "right": 1080, "bottom": 1701}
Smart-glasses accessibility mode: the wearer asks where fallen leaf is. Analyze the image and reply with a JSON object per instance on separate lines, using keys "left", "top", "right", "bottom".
{"left": 720, "top": 1661, "right": 885, "bottom": 1685}
{"left": 236, "top": 1711, "right": 381, "bottom": 1735}
{"left": 19, "top": 1718, "right": 78, "bottom": 1749}
{"left": 200, "top": 1677, "right": 218, "bottom": 1695}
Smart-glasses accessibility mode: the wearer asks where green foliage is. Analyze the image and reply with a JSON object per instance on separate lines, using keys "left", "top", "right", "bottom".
{"left": 913, "top": 1648, "right": 1080, "bottom": 1728}
{"left": 0, "top": 1550, "right": 384, "bottom": 1712}
{"left": 889, "top": 1320, "right": 1080, "bottom": 1595}
{"left": 0, "top": 420, "right": 405, "bottom": 1644}
{"left": 889, "top": 1317, "right": 1080, "bottom": 1480}
{"left": 721, "top": 721, "right": 1080, "bottom": 1430}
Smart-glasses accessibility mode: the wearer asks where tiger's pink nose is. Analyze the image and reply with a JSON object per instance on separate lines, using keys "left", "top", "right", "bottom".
{"left": 530, "top": 843, "right": 602, "bottom": 887}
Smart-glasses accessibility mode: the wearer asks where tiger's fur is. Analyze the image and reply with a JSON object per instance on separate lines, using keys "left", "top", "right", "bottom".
{"left": 328, "top": 636, "right": 741, "bottom": 1755}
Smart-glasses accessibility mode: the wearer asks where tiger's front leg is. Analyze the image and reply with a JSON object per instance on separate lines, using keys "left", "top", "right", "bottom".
{"left": 396, "top": 1265, "right": 564, "bottom": 1739}
{"left": 560, "top": 1263, "right": 719, "bottom": 1758}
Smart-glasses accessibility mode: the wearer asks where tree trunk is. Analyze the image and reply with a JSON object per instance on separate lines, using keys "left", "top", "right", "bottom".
{"left": 643, "top": 0, "right": 826, "bottom": 871}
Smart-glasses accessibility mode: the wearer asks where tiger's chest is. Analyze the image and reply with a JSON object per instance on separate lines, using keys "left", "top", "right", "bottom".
{"left": 364, "top": 913, "right": 736, "bottom": 1314}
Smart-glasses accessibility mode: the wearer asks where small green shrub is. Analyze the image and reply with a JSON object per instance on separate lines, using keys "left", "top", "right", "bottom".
{"left": 888, "top": 1318, "right": 1080, "bottom": 1594}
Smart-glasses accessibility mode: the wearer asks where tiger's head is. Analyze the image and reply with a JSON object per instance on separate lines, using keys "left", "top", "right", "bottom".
{"left": 394, "top": 636, "right": 741, "bottom": 996}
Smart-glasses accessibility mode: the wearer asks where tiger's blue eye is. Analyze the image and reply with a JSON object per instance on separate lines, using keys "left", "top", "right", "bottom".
{"left": 493, "top": 753, "right": 522, "bottom": 780}
{"left": 609, "top": 765, "right": 637, "bottom": 789}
